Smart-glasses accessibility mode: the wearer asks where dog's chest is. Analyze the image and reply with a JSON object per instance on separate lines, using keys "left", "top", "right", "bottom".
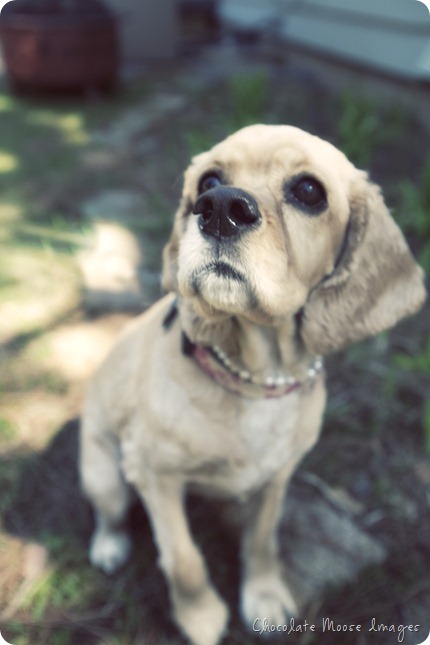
{"left": 123, "top": 390, "right": 304, "bottom": 499}
{"left": 191, "top": 397, "right": 302, "bottom": 497}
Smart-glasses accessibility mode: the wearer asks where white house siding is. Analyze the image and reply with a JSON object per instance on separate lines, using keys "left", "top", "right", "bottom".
{"left": 218, "top": 0, "right": 281, "bottom": 29}
{"left": 219, "top": 5, "right": 275, "bottom": 29}
{"left": 219, "top": 0, "right": 430, "bottom": 80}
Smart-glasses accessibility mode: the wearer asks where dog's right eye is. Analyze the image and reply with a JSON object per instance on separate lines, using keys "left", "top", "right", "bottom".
{"left": 198, "top": 173, "right": 223, "bottom": 194}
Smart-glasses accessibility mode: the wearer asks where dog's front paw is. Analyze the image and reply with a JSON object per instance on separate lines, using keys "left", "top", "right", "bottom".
{"left": 173, "top": 585, "right": 229, "bottom": 645}
{"left": 89, "top": 527, "right": 132, "bottom": 574}
{"left": 241, "top": 574, "right": 297, "bottom": 633}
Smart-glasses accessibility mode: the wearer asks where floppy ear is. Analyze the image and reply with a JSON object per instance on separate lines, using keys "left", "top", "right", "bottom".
{"left": 300, "top": 173, "right": 426, "bottom": 356}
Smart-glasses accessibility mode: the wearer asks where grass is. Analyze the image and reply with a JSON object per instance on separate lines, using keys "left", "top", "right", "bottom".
{"left": 396, "top": 159, "right": 430, "bottom": 270}
{"left": 0, "top": 51, "right": 429, "bottom": 645}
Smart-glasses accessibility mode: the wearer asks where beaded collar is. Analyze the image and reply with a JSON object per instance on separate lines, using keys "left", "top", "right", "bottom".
{"left": 184, "top": 335, "right": 323, "bottom": 399}
{"left": 163, "top": 299, "right": 324, "bottom": 400}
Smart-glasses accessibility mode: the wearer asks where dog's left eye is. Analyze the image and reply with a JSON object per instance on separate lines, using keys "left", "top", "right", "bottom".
{"left": 287, "top": 176, "right": 327, "bottom": 213}
{"left": 198, "top": 172, "right": 223, "bottom": 194}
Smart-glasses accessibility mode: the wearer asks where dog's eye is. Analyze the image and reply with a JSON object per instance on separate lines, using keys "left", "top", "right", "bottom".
{"left": 288, "top": 176, "right": 327, "bottom": 213}
{"left": 198, "top": 172, "right": 223, "bottom": 194}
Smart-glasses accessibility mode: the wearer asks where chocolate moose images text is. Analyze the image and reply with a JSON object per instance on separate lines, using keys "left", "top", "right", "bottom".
{"left": 253, "top": 617, "right": 423, "bottom": 643}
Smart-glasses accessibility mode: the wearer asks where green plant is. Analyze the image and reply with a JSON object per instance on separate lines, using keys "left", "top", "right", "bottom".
{"left": 337, "top": 92, "right": 379, "bottom": 167}
{"left": 393, "top": 339, "right": 430, "bottom": 452}
{"left": 228, "top": 71, "right": 269, "bottom": 129}
{"left": 423, "top": 399, "right": 430, "bottom": 453}
{"left": 393, "top": 339, "right": 430, "bottom": 374}
{"left": 396, "top": 158, "right": 430, "bottom": 269}
{"left": 185, "top": 128, "right": 218, "bottom": 157}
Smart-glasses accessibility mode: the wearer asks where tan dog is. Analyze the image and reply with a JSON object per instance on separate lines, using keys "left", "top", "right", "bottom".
{"left": 80, "top": 125, "right": 426, "bottom": 645}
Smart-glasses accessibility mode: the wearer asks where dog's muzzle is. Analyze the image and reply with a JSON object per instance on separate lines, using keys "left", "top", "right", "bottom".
{"left": 193, "top": 186, "right": 261, "bottom": 239}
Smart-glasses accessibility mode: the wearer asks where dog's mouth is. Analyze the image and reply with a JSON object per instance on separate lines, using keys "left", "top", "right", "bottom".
{"left": 204, "top": 261, "right": 245, "bottom": 282}
{"left": 191, "top": 260, "right": 246, "bottom": 291}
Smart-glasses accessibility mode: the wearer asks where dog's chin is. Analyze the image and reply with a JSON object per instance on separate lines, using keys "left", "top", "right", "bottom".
{"left": 196, "top": 273, "right": 252, "bottom": 315}
{"left": 180, "top": 262, "right": 254, "bottom": 316}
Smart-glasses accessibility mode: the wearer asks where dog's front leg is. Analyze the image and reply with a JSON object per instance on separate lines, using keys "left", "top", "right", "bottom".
{"left": 140, "top": 476, "right": 229, "bottom": 645}
{"left": 240, "top": 465, "right": 297, "bottom": 632}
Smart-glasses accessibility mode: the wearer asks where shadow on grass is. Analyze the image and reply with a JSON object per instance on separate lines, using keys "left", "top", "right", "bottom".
{"left": 0, "top": 419, "right": 242, "bottom": 645}
{"left": 2, "top": 416, "right": 430, "bottom": 645}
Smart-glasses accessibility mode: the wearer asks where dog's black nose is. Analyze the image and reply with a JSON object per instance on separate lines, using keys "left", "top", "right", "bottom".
{"left": 193, "top": 187, "right": 261, "bottom": 239}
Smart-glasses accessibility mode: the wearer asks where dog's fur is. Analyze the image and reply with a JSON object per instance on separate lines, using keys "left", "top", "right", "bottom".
{"left": 80, "top": 125, "right": 426, "bottom": 645}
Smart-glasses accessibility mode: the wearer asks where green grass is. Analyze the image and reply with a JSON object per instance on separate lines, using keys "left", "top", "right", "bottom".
{"left": 0, "top": 417, "right": 17, "bottom": 442}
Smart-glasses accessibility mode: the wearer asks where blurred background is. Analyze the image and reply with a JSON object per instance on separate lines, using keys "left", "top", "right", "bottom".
{"left": 0, "top": 1, "right": 429, "bottom": 644}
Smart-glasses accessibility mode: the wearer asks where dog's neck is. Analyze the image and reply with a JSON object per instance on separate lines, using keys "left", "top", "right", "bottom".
{"left": 177, "top": 298, "right": 314, "bottom": 383}
{"left": 233, "top": 316, "right": 310, "bottom": 382}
